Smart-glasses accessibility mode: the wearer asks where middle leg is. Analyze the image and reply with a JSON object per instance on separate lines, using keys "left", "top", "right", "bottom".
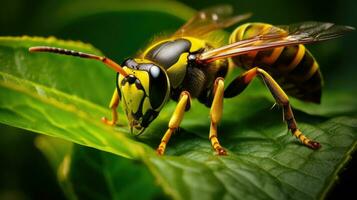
{"left": 210, "top": 77, "right": 227, "bottom": 155}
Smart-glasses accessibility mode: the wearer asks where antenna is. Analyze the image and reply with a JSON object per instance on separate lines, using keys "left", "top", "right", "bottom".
{"left": 29, "top": 46, "right": 128, "bottom": 76}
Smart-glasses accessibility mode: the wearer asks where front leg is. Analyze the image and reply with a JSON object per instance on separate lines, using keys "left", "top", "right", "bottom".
{"left": 101, "top": 88, "right": 120, "bottom": 126}
{"left": 157, "top": 91, "right": 191, "bottom": 155}
{"left": 210, "top": 77, "right": 227, "bottom": 155}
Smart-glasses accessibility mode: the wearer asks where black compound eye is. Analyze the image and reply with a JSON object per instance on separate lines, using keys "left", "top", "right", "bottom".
{"left": 148, "top": 66, "right": 168, "bottom": 109}
{"left": 135, "top": 79, "right": 143, "bottom": 90}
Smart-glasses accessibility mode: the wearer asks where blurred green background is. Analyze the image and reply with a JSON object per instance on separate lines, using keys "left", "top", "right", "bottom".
{"left": 0, "top": 0, "right": 356, "bottom": 199}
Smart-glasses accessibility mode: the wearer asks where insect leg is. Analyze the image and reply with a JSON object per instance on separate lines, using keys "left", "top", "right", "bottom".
{"left": 101, "top": 88, "right": 120, "bottom": 126}
{"left": 225, "top": 67, "right": 320, "bottom": 149}
{"left": 210, "top": 77, "right": 227, "bottom": 155}
{"left": 157, "top": 91, "right": 191, "bottom": 155}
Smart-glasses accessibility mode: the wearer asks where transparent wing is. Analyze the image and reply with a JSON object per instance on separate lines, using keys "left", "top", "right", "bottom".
{"left": 278, "top": 21, "right": 355, "bottom": 41}
{"left": 198, "top": 21, "right": 354, "bottom": 63}
{"left": 173, "top": 5, "right": 251, "bottom": 37}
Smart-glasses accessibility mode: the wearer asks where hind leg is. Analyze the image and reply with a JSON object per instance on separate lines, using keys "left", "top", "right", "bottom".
{"left": 225, "top": 67, "right": 320, "bottom": 149}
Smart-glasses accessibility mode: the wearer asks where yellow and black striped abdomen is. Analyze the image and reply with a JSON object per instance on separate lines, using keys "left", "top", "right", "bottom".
{"left": 230, "top": 23, "right": 323, "bottom": 103}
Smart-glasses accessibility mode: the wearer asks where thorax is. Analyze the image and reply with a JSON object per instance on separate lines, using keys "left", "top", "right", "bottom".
{"left": 142, "top": 37, "right": 229, "bottom": 105}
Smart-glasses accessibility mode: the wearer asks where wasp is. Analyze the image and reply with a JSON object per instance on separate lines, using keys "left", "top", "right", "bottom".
{"left": 29, "top": 6, "right": 354, "bottom": 155}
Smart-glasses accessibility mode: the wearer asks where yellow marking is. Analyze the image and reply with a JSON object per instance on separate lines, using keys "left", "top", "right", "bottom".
{"left": 142, "top": 97, "right": 152, "bottom": 114}
{"left": 286, "top": 44, "right": 305, "bottom": 71}
{"left": 119, "top": 67, "right": 150, "bottom": 114}
{"left": 109, "top": 88, "right": 119, "bottom": 108}
{"left": 260, "top": 24, "right": 273, "bottom": 35}
{"left": 134, "top": 58, "right": 154, "bottom": 63}
{"left": 121, "top": 84, "right": 145, "bottom": 114}
{"left": 239, "top": 23, "right": 251, "bottom": 40}
{"left": 123, "top": 67, "right": 150, "bottom": 93}
{"left": 242, "top": 24, "right": 272, "bottom": 62}
{"left": 229, "top": 25, "right": 240, "bottom": 44}
{"left": 167, "top": 52, "right": 189, "bottom": 88}
{"left": 229, "top": 23, "right": 251, "bottom": 44}
{"left": 262, "top": 47, "right": 284, "bottom": 65}
{"left": 244, "top": 23, "right": 269, "bottom": 39}
{"left": 184, "top": 37, "right": 206, "bottom": 52}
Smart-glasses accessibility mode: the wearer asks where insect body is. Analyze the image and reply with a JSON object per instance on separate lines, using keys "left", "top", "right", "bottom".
{"left": 29, "top": 6, "right": 354, "bottom": 155}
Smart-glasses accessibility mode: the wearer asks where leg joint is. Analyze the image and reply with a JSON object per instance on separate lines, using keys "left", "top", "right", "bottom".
{"left": 180, "top": 91, "right": 191, "bottom": 111}
{"left": 213, "top": 77, "right": 225, "bottom": 94}
{"left": 215, "top": 77, "right": 225, "bottom": 85}
{"left": 255, "top": 67, "right": 269, "bottom": 76}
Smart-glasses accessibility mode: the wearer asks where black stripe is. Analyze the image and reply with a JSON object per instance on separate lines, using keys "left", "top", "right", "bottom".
{"left": 300, "top": 71, "right": 322, "bottom": 103}
{"left": 116, "top": 72, "right": 122, "bottom": 99}
{"left": 252, "top": 49, "right": 274, "bottom": 68}
{"left": 288, "top": 53, "right": 315, "bottom": 81}
{"left": 224, "top": 74, "right": 250, "bottom": 98}
{"left": 272, "top": 46, "right": 299, "bottom": 70}
{"left": 301, "top": 71, "right": 322, "bottom": 91}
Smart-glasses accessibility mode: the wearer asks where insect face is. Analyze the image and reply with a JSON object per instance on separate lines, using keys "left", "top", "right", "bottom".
{"left": 118, "top": 59, "right": 170, "bottom": 135}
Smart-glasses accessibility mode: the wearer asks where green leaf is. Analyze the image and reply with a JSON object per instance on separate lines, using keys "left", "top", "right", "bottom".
{"left": 36, "top": 136, "right": 165, "bottom": 200}
{"left": 148, "top": 115, "right": 357, "bottom": 200}
{"left": 1, "top": 36, "right": 355, "bottom": 199}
